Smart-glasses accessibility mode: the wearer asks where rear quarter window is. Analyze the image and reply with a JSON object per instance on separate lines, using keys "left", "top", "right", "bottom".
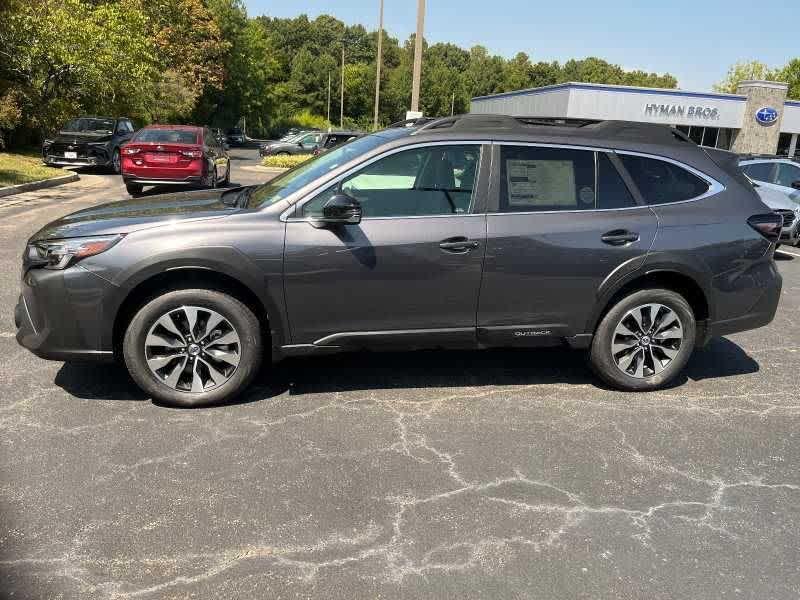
{"left": 741, "top": 162, "right": 774, "bottom": 183}
{"left": 618, "top": 154, "right": 710, "bottom": 205}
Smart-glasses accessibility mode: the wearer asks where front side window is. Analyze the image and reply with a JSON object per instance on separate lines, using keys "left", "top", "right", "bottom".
{"left": 741, "top": 162, "right": 775, "bottom": 183}
{"left": 299, "top": 133, "right": 320, "bottom": 147}
{"left": 618, "top": 154, "right": 710, "bottom": 205}
{"left": 776, "top": 162, "right": 800, "bottom": 188}
{"left": 302, "top": 144, "right": 480, "bottom": 218}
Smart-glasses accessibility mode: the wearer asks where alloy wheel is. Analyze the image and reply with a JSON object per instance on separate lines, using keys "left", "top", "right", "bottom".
{"left": 611, "top": 303, "right": 683, "bottom": 379}
{"left": 144, "top": 306, "right": 241, "bottom": 393}
{"left": 112, "top": 149, "right": 121, "bottom": 174}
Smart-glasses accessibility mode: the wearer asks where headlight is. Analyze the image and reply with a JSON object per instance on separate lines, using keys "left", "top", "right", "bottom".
{"left": 28, "top": 235, "right": 124, "bottom": 270}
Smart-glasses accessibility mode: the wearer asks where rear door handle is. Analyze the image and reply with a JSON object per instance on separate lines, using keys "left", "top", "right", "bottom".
{"left": 439, "top": 237, "right": 480, "bottom": 252}
{"left": 601, "top": 230, "right": 639, "bottom": 246}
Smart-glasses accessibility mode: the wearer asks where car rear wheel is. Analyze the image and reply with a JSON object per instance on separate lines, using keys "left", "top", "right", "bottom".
{"left": 123, "top": 289, "right": 262, "bottom": 407}
{"left": 206, "top": 167, "right": 218, "bottom": 189}
{"left": 589, "top": 288, "right": 695, "bottom": 391}
{"left": 125, "top": 182, "right": 143, "bottom": 196}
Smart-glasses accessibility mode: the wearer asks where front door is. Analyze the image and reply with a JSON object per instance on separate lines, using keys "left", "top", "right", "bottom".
{"left": 477, "top": 144, "right": 658, "bottom": 344}
{"left": 284, "top": 143, "right": 487, "bottom": 346}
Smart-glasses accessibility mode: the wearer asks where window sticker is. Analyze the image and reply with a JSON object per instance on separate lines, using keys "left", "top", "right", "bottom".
{"left": 507, "top": 160, "right": 576, "bottom": 206}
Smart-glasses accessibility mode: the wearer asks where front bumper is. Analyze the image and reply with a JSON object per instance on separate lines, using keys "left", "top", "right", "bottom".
{"left": 43, "top": 154, "right": 111, "bottom": 168}
{"left": 15, "top": 265, "right": 117, "bottom": 362}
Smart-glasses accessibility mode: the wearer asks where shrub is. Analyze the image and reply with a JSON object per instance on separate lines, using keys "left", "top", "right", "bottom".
{"left": 262, "top": 154, "right": 312, "bottom": 169}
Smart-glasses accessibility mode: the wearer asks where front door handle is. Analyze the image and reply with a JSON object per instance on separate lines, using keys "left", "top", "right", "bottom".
{"left": 439, "top": 237, "right": 480, "bottom": 253}
{"left": 601, "top": 230, "right": 639, "bottom": 246}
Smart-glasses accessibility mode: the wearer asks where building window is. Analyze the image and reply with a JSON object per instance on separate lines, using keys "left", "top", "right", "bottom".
{"left": 717, "top": 128, "right": 733, "bottom": 150}
{"left": 688, "top": 127, "right": 704, "bottom": 145}
{"left": 702, "top": 127, "right": 719, "bottom": 148}
{"left": 778, "top": 133, "right": 793, "bottom": 156}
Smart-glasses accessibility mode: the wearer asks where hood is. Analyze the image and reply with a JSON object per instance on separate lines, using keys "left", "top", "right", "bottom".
{"left": 51, "top": 131, "right": 113, "bottom": 144}
{"left": 31, "top": 188, "right": 241, "bottom": 241}
{"left": 754, "top": 185, "right": 800, "bottom": 211}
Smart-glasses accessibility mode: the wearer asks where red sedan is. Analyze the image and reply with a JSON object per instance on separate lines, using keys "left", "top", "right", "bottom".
{"left": 120, "top": 125, "right": 230, "bottom": 195}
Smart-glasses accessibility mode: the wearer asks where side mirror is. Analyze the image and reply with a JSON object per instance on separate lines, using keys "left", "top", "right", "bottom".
{"left": 310, "top": 194, "right": 362, "bottom": 228}
{"left": 792, "top": 180, "right": 800, "bottom": 190}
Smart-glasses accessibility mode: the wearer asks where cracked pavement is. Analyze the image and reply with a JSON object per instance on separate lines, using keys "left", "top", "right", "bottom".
{"left": 1, "top": 151, "right": 799, "bottom": 598}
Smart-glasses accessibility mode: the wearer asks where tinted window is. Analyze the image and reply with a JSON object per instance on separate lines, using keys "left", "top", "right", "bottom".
{"left": 741, "top": 162, "right": 774, "bottom": 183}
{"left": 299, "top": 133, "right": 321, "bottom": 146}
{"left": 302, "top": 144, "right": 480, "bottom": 218}
{"left": 619, "top": 155, "right": 710, "bottom": 205}
{"left": 134, "top": 129, "right": 199, "bottom": 144}
{"left": 498, "top": 146, "right": 595, "bottom": 212}
{"left": 597, "top": 153, "right": 636, "bottom": 209}
{"left": 776, "top": 163, "right": 800, "bottom": 188}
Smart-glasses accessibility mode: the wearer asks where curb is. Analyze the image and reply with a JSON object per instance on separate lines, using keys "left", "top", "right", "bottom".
{"left": 0, "top": 172, "right": 80, "bottom": 198}
{"left": 239, "top": 165, "right": 289, "bottom": 174}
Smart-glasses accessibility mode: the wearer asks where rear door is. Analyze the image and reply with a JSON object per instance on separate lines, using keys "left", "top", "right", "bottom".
{"left": 477, "top": 143, "right": 658, "bottom": 344}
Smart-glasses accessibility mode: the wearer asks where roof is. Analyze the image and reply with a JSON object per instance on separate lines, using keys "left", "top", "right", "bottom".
{"left": 410, "top": 114, "right": 692, "bottom": 148}
{"left": 471, "top": 81, "right": 749, "bottom": 103}
{"left": 143, "top": 124, "right": 202, "bottom": 130}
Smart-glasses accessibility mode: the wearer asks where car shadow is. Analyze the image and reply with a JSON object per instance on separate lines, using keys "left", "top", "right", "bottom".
{"left": 52, "top": 337, "right": 760, "bottom": 407}
{"left": 774, "top": 251, "right": 794, "bottom": 261}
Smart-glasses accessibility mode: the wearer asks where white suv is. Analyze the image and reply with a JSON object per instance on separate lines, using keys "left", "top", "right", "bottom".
{"left": 741, "top": 157, "right": 800, "bottom": 246}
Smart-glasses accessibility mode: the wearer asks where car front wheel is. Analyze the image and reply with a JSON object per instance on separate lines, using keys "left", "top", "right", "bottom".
{"left": 122, "top": 289, "right": 262, "bottom": 407}
{"left": 589, "top": 288, "right": 695, "bottom": 391}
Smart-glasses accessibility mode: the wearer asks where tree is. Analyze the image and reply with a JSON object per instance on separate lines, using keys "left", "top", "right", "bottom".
{"left": 777, "top": 59, "right": 800, "bottom": 100}
{"left": 714, "top": 60, "right": 778, "bottom": 94}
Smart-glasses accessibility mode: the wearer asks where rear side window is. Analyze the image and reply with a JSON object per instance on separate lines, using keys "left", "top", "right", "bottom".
{"left": 618, "top": 154, "right": 710, "bottom": 205}
{"left": 498, "top": 146, "right": 595, "bottom": 212}
{"left": 597, "top": 153, "right": 636, "bottom": 209}
{"left": 741, "top": 162, "right": 775, "bottom": 183}
{"left": 776, "top": 162, "right": 800, "bottom": 188}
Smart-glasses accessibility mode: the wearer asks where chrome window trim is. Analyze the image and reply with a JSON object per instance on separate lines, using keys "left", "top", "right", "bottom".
{"left": 492, "top": 141, "right": 725, "bottom": 211}
{"left": 614, "top": 149, "right": 726, "bottom": 205}
{"left": 281, "top": 140, "right": 491, "bottom": 222}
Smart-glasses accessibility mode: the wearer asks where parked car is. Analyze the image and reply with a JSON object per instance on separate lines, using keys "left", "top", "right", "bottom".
{"left": 740, "top": 156, "right": 800, "bottom": 198}
{"left": 120, "top": 125, "right": 230, "bottom": 195}
{"left": 226, "top": 127, "right": 245, "bottom": 146}
{"left": 259, "top": 131, "right": 323, "bottom": 157}
{"left": 42, "top": 116, "right": 135, "bottom": 173}
{"left": 749, "top": 180, "right": 800, "bottom": 247}
{"left": 312, "top": 131, "right": 363, "bottom": 156}
{"left": 17, "top": 115, "right": 783, "bottom": 407}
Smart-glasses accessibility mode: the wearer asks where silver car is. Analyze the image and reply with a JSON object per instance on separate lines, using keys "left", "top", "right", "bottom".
{"left": 749, "top": 179, "right": 800, "bottom": 246}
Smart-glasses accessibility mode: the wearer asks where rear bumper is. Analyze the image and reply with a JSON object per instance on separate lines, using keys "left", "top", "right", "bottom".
{"left": 15, "top": 265, "right": 116, "bottom": 363}
{"left": 707, "top": 261, "right": 782, "bottom": 339}
{"left": 123, "top": 175, "right": 203, "bottom": 185}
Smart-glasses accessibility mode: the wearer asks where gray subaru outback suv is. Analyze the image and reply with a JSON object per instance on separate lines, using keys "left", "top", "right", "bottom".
{"left": 16, "top": 115, "right": 783, "bottom": 407}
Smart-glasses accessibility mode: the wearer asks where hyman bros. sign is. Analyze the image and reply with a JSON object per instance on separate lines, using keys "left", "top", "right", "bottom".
{"left": 644, "top": 103, "right": 720, "bottom": 120}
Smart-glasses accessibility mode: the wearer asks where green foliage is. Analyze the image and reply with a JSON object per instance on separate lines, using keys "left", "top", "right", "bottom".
{"left": 0, "top": 1, "right": 687, "bottom": 146}
{"left": 262, "top": 154, "right": 311, "bottom": 169}
{"left": 714, "top": 60, "right": 779, "bottom": 94}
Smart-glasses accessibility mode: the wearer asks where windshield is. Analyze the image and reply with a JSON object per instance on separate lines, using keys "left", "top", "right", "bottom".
{"left": 246, "top": 130, "right": 411, "bottom": 209}
{"left": 62, "top": 117, "right": 115, "bottom": 133}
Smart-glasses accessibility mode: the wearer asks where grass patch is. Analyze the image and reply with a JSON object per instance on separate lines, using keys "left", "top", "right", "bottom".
{"left": 262, "top": 154, "right": 311, "bottom": 169}
{"left": 0, "top": 152, "right": 67, "bottom": 187}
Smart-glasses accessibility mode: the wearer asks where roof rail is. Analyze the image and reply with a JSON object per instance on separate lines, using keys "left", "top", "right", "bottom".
{"left": 387, "top": 116, "right": 437, "bottom": 129}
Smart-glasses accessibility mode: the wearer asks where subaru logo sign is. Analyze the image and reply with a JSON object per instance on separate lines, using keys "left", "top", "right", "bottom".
{"left": 755, "top": 107, "right": 779, "bottom": 126}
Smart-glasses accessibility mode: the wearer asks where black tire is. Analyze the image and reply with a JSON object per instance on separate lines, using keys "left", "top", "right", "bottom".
{"left": 589, "top": 288, "right": 696, "bottom": 391}
{"left": 125, "top": 182, "right": 143, "bottom": 195}
{"left": 110, "top": 148, "right": 121, "bottom": 174}
{"left": 222, "top": 160, "right": 230, "bottom": 185}
{"left": 122, "top": 289, "right": 263, "bottom": 407}
{"left": 206, "top": 167, "right": 218, "bottom": 189}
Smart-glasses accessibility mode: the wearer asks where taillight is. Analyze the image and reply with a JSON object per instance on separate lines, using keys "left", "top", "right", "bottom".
{"left": 180, "top": 149, "right": 203, "bottom": 158}
{"left": 747, "top": 213, "right": 783, "bottom": 242}
{"left": 122, "top": 146, "right": 140, "bottom": 155}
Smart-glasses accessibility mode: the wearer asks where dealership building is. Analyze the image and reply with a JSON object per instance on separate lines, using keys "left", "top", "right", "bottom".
{"left": 471, "top": 80, "right": 799, "bottom": 156}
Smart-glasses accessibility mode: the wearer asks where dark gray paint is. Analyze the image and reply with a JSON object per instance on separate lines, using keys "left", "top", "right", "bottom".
{"left": 16, "top": 120, "right": 783, "bottom": 366}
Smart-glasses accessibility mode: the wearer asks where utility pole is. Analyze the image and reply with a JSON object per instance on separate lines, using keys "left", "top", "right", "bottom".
{"left": 327, "top": 72, "right": 331, "bottom": 124}
{"left": 410, "top": 0, "right": 425, "bottom": 113}
{"left": 451, "top": 92, "right": 455, "bottom": 116}
{"left": 340, "top": 45, "right": 345, "bottom": 128}
{"left": 373, "top": 0, "right": 384, "bottom": 130}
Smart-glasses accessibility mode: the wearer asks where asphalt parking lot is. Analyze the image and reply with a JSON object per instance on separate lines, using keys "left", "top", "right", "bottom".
{"left": 1, "top": 152, "right": 799, "bottom": 598}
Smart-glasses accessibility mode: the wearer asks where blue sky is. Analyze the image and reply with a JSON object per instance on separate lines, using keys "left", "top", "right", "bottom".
{"left": 244, "top": 0, "right": 797, "bottom": 92}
